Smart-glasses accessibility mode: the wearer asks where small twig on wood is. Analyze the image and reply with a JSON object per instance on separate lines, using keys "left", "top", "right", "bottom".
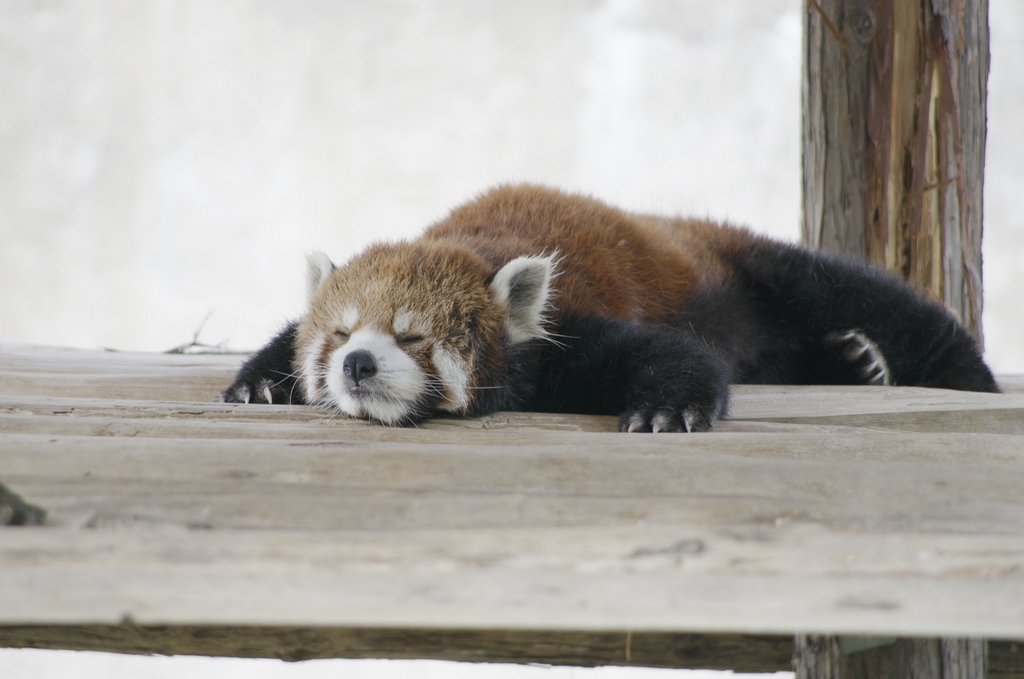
{"left": 808, "top": 0, "right": 846, "bottom": 48}
{"left": 164, "top": 311, "right": 244, "bottom": 354}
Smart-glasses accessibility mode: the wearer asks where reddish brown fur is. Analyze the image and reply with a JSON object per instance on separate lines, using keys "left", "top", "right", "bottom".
{"left": 299, "top": 184, "right": 767, "bottom": 399}
{"left": 423, "top": 184, "right": 757, "bottom": 324}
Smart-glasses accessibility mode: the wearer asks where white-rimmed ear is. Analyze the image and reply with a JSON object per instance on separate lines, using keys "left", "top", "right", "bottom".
{"left": 306, "top": 251, "right": 335, "bottom": 304}
{"left": 489, "top": 255, "right": 554, "bottom": 344}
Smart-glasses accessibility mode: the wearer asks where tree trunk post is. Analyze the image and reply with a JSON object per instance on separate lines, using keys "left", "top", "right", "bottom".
{"left": 795, "top": 636, "right": 987, "bottom": 679}
{"left": 802, "top": 0, "right": 989, "bottom": 343}
{"left": 800, "top": 0, "right": 990, "bottom": 673}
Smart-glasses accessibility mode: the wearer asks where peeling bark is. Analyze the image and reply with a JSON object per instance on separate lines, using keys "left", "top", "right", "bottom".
{"left": 802, "top": 0, "right": 988, "bottom": 343}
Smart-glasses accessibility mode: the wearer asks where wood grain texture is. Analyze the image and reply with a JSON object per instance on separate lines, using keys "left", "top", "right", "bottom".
{"left": 1, "top": 345, "right": 1023, "bottom": 666}
{"left": 2, "top": 525, "right": 1024, "bottom": 635}
{"left": 0, "top": 344, "right": 243, "bottom": 402}
{"left": 801, "top": 0, "right": 988, "bottom": 341}
{"left": 796, "top": 636, "right": 990, "bottom": 679}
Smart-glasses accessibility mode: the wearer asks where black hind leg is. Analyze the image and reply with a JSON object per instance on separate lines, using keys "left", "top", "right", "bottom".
{"left": 715, "top": 239, "right": 999, "bottom": 393}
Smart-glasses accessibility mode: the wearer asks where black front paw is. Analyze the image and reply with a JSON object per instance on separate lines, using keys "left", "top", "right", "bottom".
{"left": 533, "top": 316, "right": 730, "bottom": 432}
{"left": 618, "top": 400, "right": 722, "bottom": 434}
{"left": 218, "top": 321, "right": 304, "bottom": 405}
{"left": 218, "top": 376, "right": 298, "bottom": 405}
{"left": 619, "top": 329, "right": 730, "bottom": 433}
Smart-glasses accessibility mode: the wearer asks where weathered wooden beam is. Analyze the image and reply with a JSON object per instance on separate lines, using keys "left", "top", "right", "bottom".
{"left": 5, "top": 428, "right": 1024, "bottom": 533}
{"left": 1, "top": 626, "right": 1020, "bottom": 674}
{"left": 0, "top": 344, "right": 242, "bottom": 402}
{"left": 3, "top": 344, "right": 1019, "bottom": 409}
{"left": 3, "top": 428, "right": 1024, "bottom": 636}
{"left": 0, "top": 626, "right": 793, "bottom": 670}
{"left": 2, "top": 380, "right": 1023, "bottom": 440}
{"left": 2, "top": 347, "right": 1024, "bottom": 665}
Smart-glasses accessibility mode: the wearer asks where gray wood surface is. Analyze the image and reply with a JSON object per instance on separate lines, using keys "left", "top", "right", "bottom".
{"left": 1, "top": 345, "right": 1023, "bottom": 667}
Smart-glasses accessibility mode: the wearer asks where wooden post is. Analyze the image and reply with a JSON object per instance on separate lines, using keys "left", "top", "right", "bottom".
{"left": 802, "top": 0, "right": 989, "bottom": 343}
{"left": 795, "top": 636, "right": 987, "bottom": 679}
{"left": 800, "top": 0, "right": 990, "bottom": 674}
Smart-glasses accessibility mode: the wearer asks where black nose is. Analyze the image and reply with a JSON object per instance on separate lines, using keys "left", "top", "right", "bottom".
{"left": 342, "top": 350, "right": 377, "bottom": 385}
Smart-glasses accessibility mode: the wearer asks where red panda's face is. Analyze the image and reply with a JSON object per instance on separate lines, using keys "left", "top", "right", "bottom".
{"left": 295, "top": 243, "right": 552, "bottom": 425}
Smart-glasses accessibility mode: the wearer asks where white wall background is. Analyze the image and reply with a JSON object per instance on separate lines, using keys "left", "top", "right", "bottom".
{"left": 2, "top": 0, "right": 800, "bottom": 356}
{"left": 2, "top": 0, "right": 1020, "bottom": 369}
{"left": 980, "top": 0, "right": 1024, "bottom": 373}
{"left": 0, "top": 0, "right": 1021, "bottom": 676}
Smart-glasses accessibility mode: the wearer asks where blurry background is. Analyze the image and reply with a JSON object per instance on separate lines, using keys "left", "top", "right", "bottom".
{"left": 3, "top": 0, "right": 1019, "bottom": 372}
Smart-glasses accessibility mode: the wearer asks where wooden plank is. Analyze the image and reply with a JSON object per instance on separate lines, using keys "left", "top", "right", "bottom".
{"left": 2, "top": 430, "right": 1024, "bottom": 636}
{"left": 2, "top": 525, "right": 1024, "bottom": 636}
{"left": 724, "top": 385, "right": 1024, "bottom": 437}
{"left": 2, "top": 346, "right": 1023, "bottom": 660}
{"left": 0, "top": 344, "right": 242, "bottom": 402}
{"left": 2, "top": 344, "right": 1022, "bottom": 415}
{"left": 1, "top": 399, "right": 1020, "bottom": 441}
{"left": 0, "top": 628, "right": 1020, "bottom": 675}
{"left": 998, "top": 375, "right": 1024, "bottom": 395}
{"left": 2, "top": 382, "right": 1023, "bottom": 439}
{"left": 4, "top": 431, "right": 1024, "bottom": 531}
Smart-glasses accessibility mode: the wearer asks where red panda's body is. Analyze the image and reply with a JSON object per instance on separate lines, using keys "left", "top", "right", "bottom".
{"left": 426, "top": 184, "right": 732, "bottom": 322}
{"left": 221, "top": 185, "right": 998, "bottom": 431}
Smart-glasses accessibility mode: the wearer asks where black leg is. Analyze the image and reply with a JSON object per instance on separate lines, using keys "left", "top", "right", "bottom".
{"left": 532, "top": 316, "right": 730, "bottom": 432}
{"left": 219, "top": 322, "right": 306, "bottom": 404}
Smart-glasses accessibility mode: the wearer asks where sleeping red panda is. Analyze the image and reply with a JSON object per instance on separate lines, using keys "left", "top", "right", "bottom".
{"left": 220, "top": 184, "right": 999, "bottom": 431}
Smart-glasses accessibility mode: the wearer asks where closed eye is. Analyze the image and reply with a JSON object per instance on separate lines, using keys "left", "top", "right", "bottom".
{"left": 398, "top": 335, "right": 424, "bottom": 346}
{"left": 335, "top": 330, "right": 350, "bottom": 341}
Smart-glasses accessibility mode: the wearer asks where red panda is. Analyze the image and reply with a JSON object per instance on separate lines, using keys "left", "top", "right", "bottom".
{"left": 220, "top": 184, "right": 998, "bottom": 431}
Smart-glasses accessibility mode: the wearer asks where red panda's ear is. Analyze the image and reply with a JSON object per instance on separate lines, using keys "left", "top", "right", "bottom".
{"left": 489, "top": 255, "right": 554, "bottom": 344}
{"left": 306, "top": 251, "right": 335, "bottom": 305}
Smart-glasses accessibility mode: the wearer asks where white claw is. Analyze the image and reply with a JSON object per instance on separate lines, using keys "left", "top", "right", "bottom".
{"left": 846, "top": 344, "right": 869, "bottom": 359}
{"left": 682, "top": 408, "right": 697, "bottom": 433}
{"left": 240, "top": 386, "right": 251, "bottom": 404}
{"left": 627, "top": 413, "right": 645, "bottom": 433}
{"left": 834, "top": 329, "right": 892, "bottom": 386}
{"left": 651, "top": 410, "right": 673, "bottom": 433}
{"left": 262, "top": 384, "right": 274, "bottom": 404}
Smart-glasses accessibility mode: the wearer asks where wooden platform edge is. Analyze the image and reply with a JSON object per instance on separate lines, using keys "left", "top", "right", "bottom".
{"left": 0, "top": 625, "right": 794, "bottom": 671}
{"left": 1, "top": 626, "right": 1021, "bottom": 676}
